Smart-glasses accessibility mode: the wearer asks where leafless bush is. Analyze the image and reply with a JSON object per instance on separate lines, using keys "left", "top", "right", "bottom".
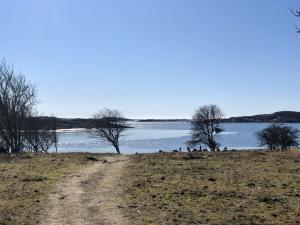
{"left": 256, "top": 124, "right": 299, "bottom": 152}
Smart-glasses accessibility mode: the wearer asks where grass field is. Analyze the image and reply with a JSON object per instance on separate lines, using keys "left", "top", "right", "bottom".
{"left": 1, "top": 151, "right": 300, "bottom": 225}
{"left": 121, "top": 151, "right": 300, "bottom": 225}
{"left": 0, "top": 153, "right": 105, "bottom": 225}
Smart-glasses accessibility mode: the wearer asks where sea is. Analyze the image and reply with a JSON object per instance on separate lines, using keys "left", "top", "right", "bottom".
{"left": 50, "top": 122, "right": 300, "bottom": 154}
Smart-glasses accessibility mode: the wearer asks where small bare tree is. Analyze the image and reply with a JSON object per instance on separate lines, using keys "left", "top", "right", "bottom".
{"left": 90, "top": 108, "right": 127, "bottom": 154}
{"left": 0, "top": 60, "right": 37, "bottom": 153}
{"left": 256, "top": 123, "right": 299, "bottom": 152}
{"left": 188, "top": 104, "right": 224, "bottom": 151}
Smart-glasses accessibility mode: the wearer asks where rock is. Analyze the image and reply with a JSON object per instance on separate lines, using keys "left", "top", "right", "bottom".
{"left": 85, "top": 156, "right": 98, "bottom": 161}
{"left": 22, "top": 177, "right": 46, "bottom": 182}
{"left": 208, "top": 178, "right": 216, "bottom": 182}
{"left": 259, "top": 196, "right": 282, "bottom": 204}
{"left": 247, "top": 183, "right": 256, "bottom": 188}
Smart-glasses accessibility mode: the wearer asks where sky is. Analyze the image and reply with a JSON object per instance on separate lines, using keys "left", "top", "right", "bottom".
{"left": 0, "top": 0, "right": 299, "bottom": 119}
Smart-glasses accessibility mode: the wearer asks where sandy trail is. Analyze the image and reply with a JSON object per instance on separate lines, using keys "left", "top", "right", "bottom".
{"left": 41, "top": 156, "right": 129, "bottom": 225}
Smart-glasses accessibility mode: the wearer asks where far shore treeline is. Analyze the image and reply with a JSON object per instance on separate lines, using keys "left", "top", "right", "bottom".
{"left": 0, "top": 59, "right": 300, "bottom": 154}
{"left": 37, "top": 111, "right": 300, "bottom": 130}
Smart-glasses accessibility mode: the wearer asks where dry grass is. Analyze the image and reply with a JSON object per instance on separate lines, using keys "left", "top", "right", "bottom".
{"left": 120, "top": 151, "right": 300, "bottom": 225}
{"left": 0, "top": 153, "right": 105, "bottom": 225}
{"left": 1, "top": 151, "right": 300, "bottom": 225}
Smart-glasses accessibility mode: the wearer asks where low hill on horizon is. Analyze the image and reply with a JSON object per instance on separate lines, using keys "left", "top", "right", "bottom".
{"left": 223, "top": 111, "right": 300, "bottom": 123}
{"left": 138, "top": 111, "right": 300, "bottom": 124}
{"left": 37, "top": 111, "right": 300, "bottom": 129}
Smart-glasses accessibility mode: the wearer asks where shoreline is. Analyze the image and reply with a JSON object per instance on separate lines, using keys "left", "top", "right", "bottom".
{"left": 4, "top": 147, "right": 299, "bottom": 156}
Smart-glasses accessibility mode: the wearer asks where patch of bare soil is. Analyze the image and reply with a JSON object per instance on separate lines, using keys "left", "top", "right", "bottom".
{"left": 41, "top": 156, "right": 128, "bottom": 225}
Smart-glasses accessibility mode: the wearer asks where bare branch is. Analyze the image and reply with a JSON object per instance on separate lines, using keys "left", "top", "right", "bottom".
{"left": 291, "top": 9, "right": 300, "bottom": 17}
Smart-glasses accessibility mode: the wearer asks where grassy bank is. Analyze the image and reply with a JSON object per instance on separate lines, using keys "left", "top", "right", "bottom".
{"left": 121, "top": 151, "right": 300, "bottom": 225}
{"left": 0, "top": 153, "right": 104, "bottom": 225}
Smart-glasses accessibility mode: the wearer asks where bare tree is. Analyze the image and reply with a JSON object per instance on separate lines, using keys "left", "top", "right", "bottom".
{"left": 0, "top": 60, "right": 37, "bottom": 153}
{"left": 24, "top": 115, "right": 56, "bottom": 152}
{"left": 256, "top": 123, "right": 299, "bottom": 152}
{"left": 90, "top": 108, "right": 127, "bottom": 154}
{"left": 187, "top": 104, "right": 224, "bottom": 151}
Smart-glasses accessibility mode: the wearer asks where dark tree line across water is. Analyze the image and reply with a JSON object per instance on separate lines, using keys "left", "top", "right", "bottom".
{"left": 223, "top": 111, "right": 300, "bottom": 123}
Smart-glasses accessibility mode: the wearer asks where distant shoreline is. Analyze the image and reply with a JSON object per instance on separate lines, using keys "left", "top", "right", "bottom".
{"left": 37, "top": 111, "right": 300, "bottom": 129}
{"left": 137, "top": 111, "right": 300, "bottom": 124}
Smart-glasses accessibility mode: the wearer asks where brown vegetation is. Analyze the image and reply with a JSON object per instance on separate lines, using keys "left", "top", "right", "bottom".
{"left": 1, "top": 151, "right": 300, "bottom": 225}
{"left": 121, "top": 151, "right": 300, "bottom": 225}
{"left": 0, "top": 153, "right": 104, "bottom": 225}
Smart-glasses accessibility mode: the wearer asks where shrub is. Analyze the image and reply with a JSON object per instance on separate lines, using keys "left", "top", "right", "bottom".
{"left": 256, "top": 124, "right": 299, "bottom": 151}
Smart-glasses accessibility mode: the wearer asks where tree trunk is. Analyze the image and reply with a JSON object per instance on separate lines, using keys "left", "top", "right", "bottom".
{"left": 55, "top": 142, "right": 58, "bottom": 153}
{"left": 114, "top": 144, "right": 120, "bottom": 154}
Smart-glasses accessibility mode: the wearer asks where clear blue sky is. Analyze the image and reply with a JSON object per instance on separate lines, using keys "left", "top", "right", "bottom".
{"left": 0, "top": 0, "right": 299, "bottom": 119}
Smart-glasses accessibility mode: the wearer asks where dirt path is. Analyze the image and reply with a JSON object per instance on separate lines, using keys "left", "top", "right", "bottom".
{"left": 41, "top": 156, "right": 129, "bottom": 225}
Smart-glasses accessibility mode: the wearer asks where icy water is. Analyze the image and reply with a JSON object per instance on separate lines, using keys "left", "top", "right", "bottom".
{"left": 50, "top": 122, "right": 300, "bottom": 154}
